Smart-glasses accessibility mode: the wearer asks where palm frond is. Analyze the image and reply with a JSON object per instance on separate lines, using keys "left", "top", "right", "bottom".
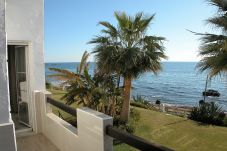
{"left": 48, "top": 68, "right": 78, "bottom": 80}
{"left": 200, "top": 34, "right": 227, "bottom": 44}
{"left": 89, "top": 36, "right": 109, "bottom": 44}
{"left": 77, "top": 51, "right": 90, "bottom": 74}
{"left": 208, "top": 0, "right": 227, "bottom": 12}
{"left": 90, "top": 12, "right": 166, "bottom": 79}
{"left": 139, "top": 14, "right": 155, "bottom": 33}
{"left": 197, "top": 52, "right": 227, "bottom": 76}
{"left": 99, "top": 21, "right": 118, "bottom": 37}
{"left": 191, "top": 1, "right": 227, "bottom": 77}
{"left": 207, "top": 15, "right": 227, "bottom": 30}
{"left": 48, "top": 74, "right": 71, "bottom": 81}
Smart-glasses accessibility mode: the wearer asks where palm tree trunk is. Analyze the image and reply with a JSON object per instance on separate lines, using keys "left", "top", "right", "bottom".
{"left": 120, "top": 77, "right": 132, "bottom": 122}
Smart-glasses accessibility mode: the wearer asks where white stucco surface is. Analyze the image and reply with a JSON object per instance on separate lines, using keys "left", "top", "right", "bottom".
{"left": 35, "top": 91, "right": 113, "bottom": 151}
{"left": 0, "top": 0, "right": 10, "bottom": 125}
{"left": 0, "top": 122, "right": 17, "bottom": 151}
{"left": 5, "top": 0, "right": 45, "bottom": 132}
{"left": 6, "top": 0, "right": 45, "bottom": 91}
{"left": 0, "top": 1, "right": 17, "bottom": 150}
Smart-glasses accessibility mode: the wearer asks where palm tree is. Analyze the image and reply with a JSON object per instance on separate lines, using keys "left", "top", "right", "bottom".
{"left": 48, "top": 51, "right": 123, "bottom": 117}
{"left": 196, "top": 0, "right": 227, "bottom": 77}
{"left": 90, "top": 12, "right": 167, "bottom": 122}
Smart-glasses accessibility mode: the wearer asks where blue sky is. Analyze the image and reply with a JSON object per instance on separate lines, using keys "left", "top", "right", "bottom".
{"left": 44, "top": 0, "right": 216, "bottom": 62}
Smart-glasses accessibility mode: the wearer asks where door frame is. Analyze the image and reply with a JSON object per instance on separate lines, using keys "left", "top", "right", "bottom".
{"left": 7, "top": 40, "right": 34, "bottom": 131}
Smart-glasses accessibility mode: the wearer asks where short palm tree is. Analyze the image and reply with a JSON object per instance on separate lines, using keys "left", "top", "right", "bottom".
{"left": 48, "top": 51, "right": 122, "bottom": 117}
{"left": 90, "top": 12, "right": 167, "bottom": 122}
{"left": 196, "top": 0, "right": 227, "bottom": 77}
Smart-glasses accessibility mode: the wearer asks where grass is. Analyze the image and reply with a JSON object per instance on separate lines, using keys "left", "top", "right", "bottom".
{"left": 48, "top": 89, "right": 227, "bottom": 151}
{"left": 115, "top": 108, "right": 227, "bottom": 151}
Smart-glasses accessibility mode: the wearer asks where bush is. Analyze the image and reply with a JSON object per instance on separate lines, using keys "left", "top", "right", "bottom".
{"left": 46, "top": 81, "right": 52, "bottom": 89}
{"left": 133, "top": 95, "right": 150, "bottom": 105}
{"left": 199, "top": 100, "right": 205, "bottom": 104}
{"left": 189, "top": 102, "right": 226, "bottom": 126}
{"left": 130, "top": 101, "right": 149, "bottom": 109}
{"left": 131, "top": 95, "right": 156, "bottom": 110}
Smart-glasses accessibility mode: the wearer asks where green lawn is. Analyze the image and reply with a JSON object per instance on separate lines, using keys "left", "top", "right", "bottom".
{"left": 115, "top": 108, "right": 227, "bottom": 151}
{"left": 48, "top": 89, "right": 227, "bottom": 151}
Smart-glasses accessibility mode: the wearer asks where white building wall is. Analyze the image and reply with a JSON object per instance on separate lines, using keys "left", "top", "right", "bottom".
{"left": 0, "top": 0, "right": 10, "bottom": 124}
{"left": 0, "top": 0, "right": 17, "bottom": 150}
{"left": 6, "top": 0, "right": 45, "bottom": 91}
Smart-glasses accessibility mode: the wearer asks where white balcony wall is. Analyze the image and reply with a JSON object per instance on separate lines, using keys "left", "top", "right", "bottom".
{"left": 34, "top": 91, "right": 113, "bottom": 151}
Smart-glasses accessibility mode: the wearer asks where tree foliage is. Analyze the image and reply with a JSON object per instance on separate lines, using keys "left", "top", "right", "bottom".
{"left": 49, "top": 51, "right": 123, "bottom": 117}
{"left": 90, "top": 12, "right": 167, "bottom": 78}
{"left": 196, "top": 0, "right": 227, "bottom": 77}
{"left": 90, "top": 12, "right": 167, "bottom": 121}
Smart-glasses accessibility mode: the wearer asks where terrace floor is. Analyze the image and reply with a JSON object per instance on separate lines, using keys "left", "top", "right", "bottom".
{"left": 17, "top": 134, "right": 60, "bottom": 151}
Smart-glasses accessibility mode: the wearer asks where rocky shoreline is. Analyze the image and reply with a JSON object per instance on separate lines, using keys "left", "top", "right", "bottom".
{"left": 151, "top": 102, "right": 227, "bottom": 116}
{"left": 151, "top": 103, "right": 193, "bottom": 117}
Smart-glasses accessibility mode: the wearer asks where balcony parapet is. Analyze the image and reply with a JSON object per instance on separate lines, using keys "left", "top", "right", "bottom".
{"left": 34, "top": 90, "right": 174, "bottom": 151}
{"left": 34, "top": 90, "right": 113, "bottom": 151}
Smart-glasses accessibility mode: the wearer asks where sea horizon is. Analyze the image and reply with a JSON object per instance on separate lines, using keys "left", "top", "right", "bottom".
{"left": 45, "top": 62, "right": 227, "bottom": 111}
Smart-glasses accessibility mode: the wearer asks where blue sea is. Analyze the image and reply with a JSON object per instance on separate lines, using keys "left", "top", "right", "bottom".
{"left": 45, "top": 62, "right": 227, "bottom": 110}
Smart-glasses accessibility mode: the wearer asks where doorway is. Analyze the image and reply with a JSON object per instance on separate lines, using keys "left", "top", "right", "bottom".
{"left": 8, "top": 45, "right": 30, "bottom": 130}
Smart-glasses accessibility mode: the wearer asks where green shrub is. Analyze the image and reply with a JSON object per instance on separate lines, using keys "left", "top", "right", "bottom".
{"left": 46, "top": 81, "right": 52, "bottom": 89}
{"left": 131, "top": 95, "right": 156, "bottom": 110}
{"left": 189, "top": 102, "right": 226, "bottom": 126}
{"left": 199, "top": 100, "right": 205, "bottom": 104}
{"left": 130, "top": 101, "right": 149, "bottom": 109}
{"left": 133, "top": 95, "right": 149, "bottom": 105}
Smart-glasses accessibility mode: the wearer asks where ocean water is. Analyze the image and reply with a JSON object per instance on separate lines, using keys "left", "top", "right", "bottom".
{"left": 45, "top": 62, "right": 227, "bottom": 110}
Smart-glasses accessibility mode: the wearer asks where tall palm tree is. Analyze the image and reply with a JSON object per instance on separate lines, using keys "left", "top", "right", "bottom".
{"left": 90, "top": 12, "right": 167, "bottom": 122}
{"left": 196, "top": 0, "right": 227, "bottom": 77}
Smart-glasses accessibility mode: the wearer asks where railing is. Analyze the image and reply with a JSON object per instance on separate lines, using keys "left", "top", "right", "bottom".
{"left": 47, "top": 97, "right": 174, "bottom": 151}
{"left": 106, "top": 126, "right": 174, "bottom": 151}
{"left": 47, "top": 97, "right": 77, "bottom": 117}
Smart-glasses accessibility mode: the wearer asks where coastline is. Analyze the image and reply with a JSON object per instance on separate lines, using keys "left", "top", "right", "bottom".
{"left": 150, "top": 101, "right": 227, "bottom": 115}
{"left": 150, "top": 102, "right": 193, "bottom": 117}
{"left": 48, "top": 82, "right": 227, "bottom": 115}
{"left": 46, "top": 62, "right": 227, "bottom": 112}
